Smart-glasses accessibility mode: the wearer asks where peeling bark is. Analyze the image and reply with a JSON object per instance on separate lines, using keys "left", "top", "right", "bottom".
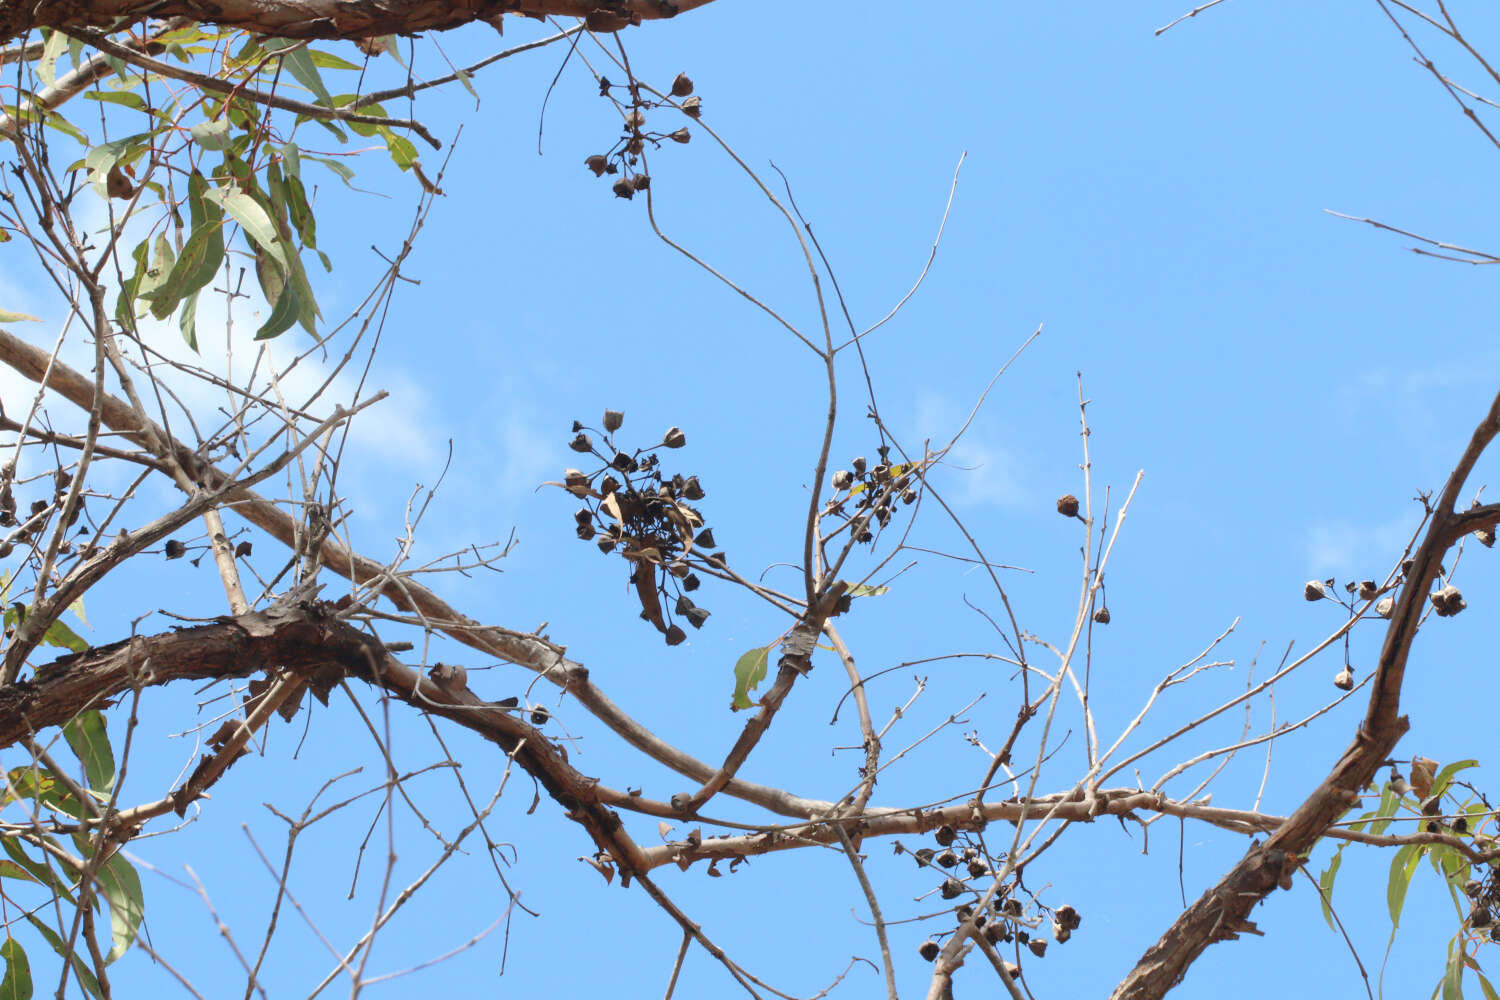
{"left": 3, "top": 0, "right": 713, "bottom": 43}
{"left": 1111, "top": 389, "right": 1500, "bottom": 1000}
{"left": 1, "top": 602, "right": 647, "bottom": 877}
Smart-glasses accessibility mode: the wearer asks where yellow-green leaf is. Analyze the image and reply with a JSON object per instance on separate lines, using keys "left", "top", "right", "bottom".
{"left": 731, "top": 647, "right": 770, "bottom": 711}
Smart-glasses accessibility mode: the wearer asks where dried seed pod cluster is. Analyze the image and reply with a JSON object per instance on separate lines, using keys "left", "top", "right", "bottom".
{"left": 823, "top": 445, "right": 922, "bottom": 545}
{"left": 1464, "top": 862, "right": 1500, "bottom": 939}
{"left": 0, "top": 460, "right": 92, "bottom": 565}
{"left": 901, "top": 819, "right": 1067, "bottom": 974}
{"left": 558, "top": 411, "right": 720, "bottom": 646}
{"left": 584, "top": 71, "right": 702, "bottom": 200}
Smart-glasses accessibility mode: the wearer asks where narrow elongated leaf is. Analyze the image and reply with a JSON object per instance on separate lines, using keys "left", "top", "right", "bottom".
{"left": 1442, "top": 941, "right": 1463, "bottom": 1000}
{"left": 308, "top": 49, "right": 361, "bottom": 71}
{"left": 21, "top": 916, "right": 99, "bottom": 999}
{"left": 1477, "top": 970, "right": 1500, "bottom": 1000}
{"left": 1, "top": 839, "right": 75, "bottom": 903}
{"left": 1318, "top": 849, "right": 1343, "bottom": 931}
{"left": 1389, "top": 843, "right": 1422, "bottom": 927}
{"left": 280, "top": 45, "right": 333, "bottom": 106}
{"left": 40, "top": 618, "right": 86, "bottom": 653}
{"left": 1431, "top": 759, "right": 1479, "bottom": 800}
{"left": 211, "top": 188, "right": 286, "bottom": 270}
{"left": 63, "top": 711, "right": 113, "bottom": 794}
{"left": 0, "top": 937, "right": 32, "bottom": 1000}
{"left": 178, "top": 288, "right": 201, "bottom": 351}
{"left": 143, "top": 173, "right": 224, "bottom": 324}
{"left": 37, "top": 29, "right": 68, "bottom": 87}
{"left": 0, "top": 309, "right": 41, "bottom": 323}
{"left": 846, "top": 583, "right": 889, "bottom": 597}
{"left": 92, "top": 850, "right": 144, "bottom": 963}
{"left": 254, "top": 264, "right": 300, "bottom": 340}
{"left": 1368, "top": 784, "right": 1402, "bottom": 836}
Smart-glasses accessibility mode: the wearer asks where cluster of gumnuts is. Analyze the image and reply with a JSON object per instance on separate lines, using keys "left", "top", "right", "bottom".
{"left": 906, "top": 823, "right": 1081, "bottom": 968}
{"left": 1464, "top": 863, "right": 1500, "bottom": 941}
{"left": 1303, "top": 562, "right": 1476, "bottom": 690}
{"left": 0, "top": 464, "right": 90, "bottom": 563}
{"left": 583, "top": 71, "right": 702, "bottom": 200}
{"left": 825, "top": 445, "right": 919, "bottom": 545}
{"left": 561, "top": 410, "right": 722, "bottom": 646}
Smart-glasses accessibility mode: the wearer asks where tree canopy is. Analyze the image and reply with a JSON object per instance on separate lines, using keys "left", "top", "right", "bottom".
{"left": 2, "top": 3, "right": 1500, "bottom": 999}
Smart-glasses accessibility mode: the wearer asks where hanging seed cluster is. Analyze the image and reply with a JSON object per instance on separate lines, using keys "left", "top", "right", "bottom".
{"left": 1304, "top": 562, "right": 1480, "bottom": 687}
{"left": 0, "top": 462, "right": 90, "bottom": 565}
{"left": 560, "top": 411, "right": 722, "bottom": 646}
{"left": 1464, "top": 865, "right": 1500, "bottom": 941}
{"left": 583, "top": 71, "right": 701, "bottom": 200}
{"left": 902, "top": 821, "right": 1078, "bottom": 969}
{"left": 825, "top": 445, "right": 921, "bottom": 545}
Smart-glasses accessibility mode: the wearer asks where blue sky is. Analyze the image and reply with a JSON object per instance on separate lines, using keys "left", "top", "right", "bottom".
{"left": 6, "top": 1, "right": 1500, "bottom": 997}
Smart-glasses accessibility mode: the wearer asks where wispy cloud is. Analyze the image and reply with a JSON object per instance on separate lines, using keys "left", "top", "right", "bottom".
{"left": 1304, "top": 510, "right": 1422, "bottom": 578}
{"left": 910, "top": 390, "right": 1032, "bottom": 509}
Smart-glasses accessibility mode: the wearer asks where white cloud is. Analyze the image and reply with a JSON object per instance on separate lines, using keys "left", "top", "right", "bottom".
{"left": 910, "top": 390, "right": 1032, "bottom": 509}
{"left": 1304, "top": 510, "right": 1421, "bottom": 577}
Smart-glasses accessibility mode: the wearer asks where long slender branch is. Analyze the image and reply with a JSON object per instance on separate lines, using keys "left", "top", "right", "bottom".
{"left": 59, "top": 28, "right": 443, "bottom": 149}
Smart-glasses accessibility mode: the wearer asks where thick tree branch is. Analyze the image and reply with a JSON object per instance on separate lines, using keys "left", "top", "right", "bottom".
{"left": 3, "top": 0, "right": 713, "bottom": 43}
{"left": 0, "top": 327, "right": 836, "bottom": 821}
{"left": 2, "top": 602, "right": 649, "bottom": 876}
{"left": 1111, "top": 387, "right": 1500, "bottom": 1000}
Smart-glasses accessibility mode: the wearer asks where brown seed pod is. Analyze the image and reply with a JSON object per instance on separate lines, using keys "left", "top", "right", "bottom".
{"left": 1093, "top": 606, "right": 1111, "bottom": 624}
{"left": 934, "top": 824, "right": 957, "bottom": 847}
{"left": 603, "top": 409, "right": 625, "bottom": 432}
{"left": 681, "top": 96, "right": 702, "bottom": 118}
{"left": 1333, "top": 666, "right": 1354, "bottom": 691}
{"left": 1357, "top": 580, "right": 1379, "bottom": 601}
{"left": 612, "top": 178, "right": 635, "bottom": 199}
{"left": 106, "top": 164, "right": 134, "bottom": 200}
{"left": 669, "top": 127, "right": 691, "bottom": 144}
{"left": 663, "top": 427, "right": 687, "bottom": 448}
{"left": 670, "top": 72, "right": 694, "bottom": 97}
{"left": 918, "top": 940, "right": 940, "bottom": 962}
{"left": 1304, "top": 580, "right": 1326, "bottom": 601}
{"left": 1056, "top": 494, "right": 1080, "bottom": 518}
{"left": 1431, "top": 584, "right": 1466, "bottom": 617}
{"left": 584, "top": 154, "right": 609, "bottom": 176}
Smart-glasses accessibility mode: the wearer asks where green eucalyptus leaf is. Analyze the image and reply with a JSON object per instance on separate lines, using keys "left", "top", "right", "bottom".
{"left": 211, "top": 187, "right": 286, "bottom": 270}
{"left": 41, "top": 618, "right": 86, "bottom": 653}
{"left": 1388, "top": 843, "right": 1423, "bottom": 927}
{"left": 1431, "top": 759, "right": 1478, "bottom": 800}
{"left": 279, "top": 44, "right": 333, "bottom": 106}
{"left": 189, "top": 117, "right": 232, "bottom": 151}
{"left": 21, "top": 915, "right": 99, "bottom": 1000}
{"left": 1317, "top": 848, "right": 1342, "bottom": 931}
{"left": 846, "top": 583, "right": 889, "bottom": 598}
{"left": 731, "top": 646, "right": 770, "bottom": 711}
{"left": 83, "top": 91, "right": 147, "bottom": 112}
{"left": 0, "top": 936, "right": 33, "bottom": 1000}
{"left": 307, "top": 49, "right": 361, "bottom": 71}
{"left": 62, "top": 711, "right": 113, "bottom": 794}
{"left": 37, "top": 29, "right": 68, "bottom": 88}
